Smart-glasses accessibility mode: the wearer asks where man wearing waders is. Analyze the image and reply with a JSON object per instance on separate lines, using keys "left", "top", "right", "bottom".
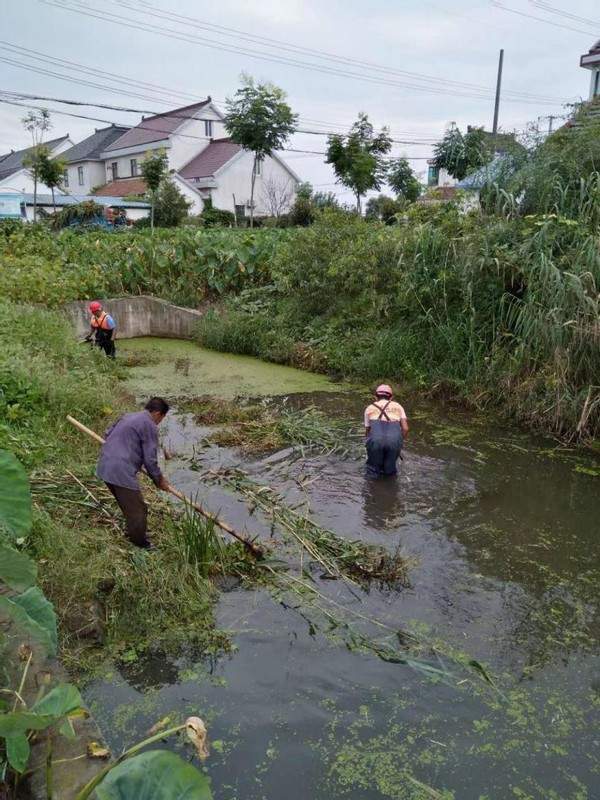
{"left": 364, "top": 384, "right": 409, "bottom": 477}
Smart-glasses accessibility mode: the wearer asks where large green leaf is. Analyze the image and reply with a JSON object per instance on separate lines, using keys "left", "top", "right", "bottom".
{"left": 0, "top": 543, "right": 37, "bottom": 591}
{"left": 32, "top": 684, "right": 82, "bottom": 718}
{"left": 5, "top": 734, "right": 30, "bottom": 773}
{"left": 0, "top": 587, "right": 57, "bottom": 656}
{"left": 0, "top": 712, "right": 54, "bottom": 736}
{"left": 94, "top": 750, "right": 213, "bottom": 800}
{"left": 0, "top": 450, "right": 32, "bottom": 541}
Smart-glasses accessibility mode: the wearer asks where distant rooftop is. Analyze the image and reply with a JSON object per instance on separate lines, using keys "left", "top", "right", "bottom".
{"left": 104, "top": 99, "right": 212, "bottom": 152}
{"left": 179, "top": 137, "right": 242, "bottom": 179}
{"left": 0, "top": 135, "right": 71, "bottom": 181}
{"left": 61, "top": 125, "right": 129, "bottom": 164}
{"left": 94, "top": 177, "right": 148, "bottom": 197}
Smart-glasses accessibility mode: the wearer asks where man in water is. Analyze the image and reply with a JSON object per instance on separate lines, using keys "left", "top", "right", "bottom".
{"left": 364, "top": 384, "right": 409, "bottom": 477}
{"left": 97, "top": 397, "right": 171, "bottom": 549}
{"left": 85, "top": 300, "right": 116, "bottom": 358}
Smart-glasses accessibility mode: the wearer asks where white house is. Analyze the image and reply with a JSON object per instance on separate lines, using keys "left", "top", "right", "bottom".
{"left": 94, "top": 97, "right": 300, "bottom": 217}
{"left": 0, "top": 135, "right": 74, "bottom": 194}
{"left": 580, "top": 39, "right": 600, "bottom": 100}
{"left": 60, "top": 124, "right": 129, "bottom": 196}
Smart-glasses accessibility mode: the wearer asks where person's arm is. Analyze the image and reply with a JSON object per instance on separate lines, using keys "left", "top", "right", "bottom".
{"left": 141, "top": 422, "right": 170, "bottom": 491}
{"left": 364, "top": 407, "right": 371, "bottom": 438}
{"left": 401, "top": 418, "right": 409, "bottom": 437}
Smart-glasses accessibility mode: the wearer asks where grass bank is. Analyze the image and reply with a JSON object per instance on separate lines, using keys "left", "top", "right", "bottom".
{"left": 0, "top": 300, "right": 240, "bottom": 675}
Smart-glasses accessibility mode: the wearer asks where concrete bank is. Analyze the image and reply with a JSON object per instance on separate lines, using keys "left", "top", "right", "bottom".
{"left": 64, "top": 295, "right": 203, "bottom": 340}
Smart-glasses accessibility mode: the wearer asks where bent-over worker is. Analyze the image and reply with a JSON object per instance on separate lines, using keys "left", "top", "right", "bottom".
{"left": 364, "top": 384, "right": 409, "bottom": 478}
{"left": 85, "top": 301, "right": 116, "bottom": 358}
{"left": 96, "top": 397, "right": 171, "bottom": 549}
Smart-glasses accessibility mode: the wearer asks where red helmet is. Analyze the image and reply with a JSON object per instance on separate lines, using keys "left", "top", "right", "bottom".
{"left": 376, "top": 383, "right": 393, "bottom": 397}
{"left": 89, "top": 301, "right": 102, "bottom": 313}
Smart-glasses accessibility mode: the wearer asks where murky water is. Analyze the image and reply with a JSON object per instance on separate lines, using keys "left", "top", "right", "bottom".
{"left": 86, "top": 341, "right": 600, "bottom": 799}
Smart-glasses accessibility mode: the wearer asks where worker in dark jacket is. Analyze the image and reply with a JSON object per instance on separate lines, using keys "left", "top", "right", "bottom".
{"left": 97, "top": 397, "right": 171, "bottom": 548}
{"left": 85, "top": 301, "right": 116, "bottom": 358}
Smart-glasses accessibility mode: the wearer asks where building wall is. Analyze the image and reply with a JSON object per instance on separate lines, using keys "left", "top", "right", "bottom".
{"left": 590, "top": 68, "right": 600, "bottom": 99}
{"left": 0, "top": 139, "right": 74, "bottom": 195}
{"left": 102, "top": 150, "right": 153, "bottom": 185}
{"left": 169, "top": 108, "right": 225, "bottom": 170}
{"left": 172, "top": 175, "right": 204, "bottom": 215}
{"left": 63, "top": 161, "right": 105, "bottom": 196}
{"left": 22, "top": 202, "right": 149, "bottom": 222}
{"left": 210, "top": 151, "right": 298, "bottom": 215}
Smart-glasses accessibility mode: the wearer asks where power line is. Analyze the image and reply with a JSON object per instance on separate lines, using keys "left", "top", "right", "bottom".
{"left": 529, "top": 1, "right": 600, "bottom": 29}
{"left": 116, "top": 0, "right": 569, "bottom": 104}
{"left": 38, "top": 0, "right": 572, "bottom": 106}
{"left": 0, "top": 41, "right": 444, "bottom": 143}
{"left": 490, "top": 1, "right": 594, "bottom": 36}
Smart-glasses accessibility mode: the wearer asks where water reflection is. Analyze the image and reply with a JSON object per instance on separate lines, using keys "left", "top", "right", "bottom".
{"left": 361, "top": 474, "right": 407, "bottom": 530}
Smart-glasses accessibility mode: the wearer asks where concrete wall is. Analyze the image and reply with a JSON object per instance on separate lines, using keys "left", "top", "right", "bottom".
{"left": 64, "top": 160, "right": 106, "bottom": 195}
{"left": 64, "top": 295, "right": 203, "bottom": 340}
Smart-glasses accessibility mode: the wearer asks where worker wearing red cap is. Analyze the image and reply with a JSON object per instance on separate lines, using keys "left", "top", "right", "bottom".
{"left": 364, "top": 384, "right": 408, "bottom": 477}
{"left": 85, "top": 301, "right": 116, "bottom": 358}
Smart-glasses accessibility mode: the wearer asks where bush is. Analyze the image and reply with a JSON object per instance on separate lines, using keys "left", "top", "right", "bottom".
{"left": 153, "top": 178, "right": 191, "bottom": 227}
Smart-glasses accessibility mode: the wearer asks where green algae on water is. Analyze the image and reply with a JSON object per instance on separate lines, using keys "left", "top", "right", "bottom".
{"left": 119, "top": 338, "right": 343, "bottom": 400}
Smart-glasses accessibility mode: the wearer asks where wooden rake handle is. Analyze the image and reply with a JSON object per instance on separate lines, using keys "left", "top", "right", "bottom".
{"left": 66, "top": 415, "right": 263, "bottom": 559}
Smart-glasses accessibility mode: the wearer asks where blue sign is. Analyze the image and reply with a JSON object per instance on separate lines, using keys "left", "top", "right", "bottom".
{"left": 0, "top": 194, "right": 24, "bottom": 219}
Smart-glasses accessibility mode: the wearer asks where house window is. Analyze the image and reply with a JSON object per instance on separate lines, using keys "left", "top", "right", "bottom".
{"left": 235, "top": 204, "right": 246, "bottom": 220}
{"left": 130, "top": 158, "right": 138, "bottom": 177}
{"left": 253, "top": 158, "right": 262, "bottom": 176}
{"left": 78, "top": 166, "right": 84, "bottom": 186}
{"left": 204, "top": 120, "right": 213, "bottom": 137}
{"left": 594, "top": 70, "right": 600, "bottom": 97}
{"left": 63, "top": 170, "right": 69, "bottom": 188}
{"left": 111, "top": 162, "right": 118, "bottom": 180}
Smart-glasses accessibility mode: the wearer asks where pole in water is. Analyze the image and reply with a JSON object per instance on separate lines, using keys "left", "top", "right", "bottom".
{"left": 492, "top": 48, "right": 504, "bottom": 135}
{"left": 65, "top": 415, "right": 264, "bottom": 559}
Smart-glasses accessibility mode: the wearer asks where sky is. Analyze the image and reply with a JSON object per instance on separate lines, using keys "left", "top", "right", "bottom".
{"left": 1, "top": 0, "right": 598, "bottom": 201}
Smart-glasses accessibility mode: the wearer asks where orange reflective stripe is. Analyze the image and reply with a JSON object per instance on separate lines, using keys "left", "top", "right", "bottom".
{"left": 91, "top": 312, "right": 111, "bottom": 330}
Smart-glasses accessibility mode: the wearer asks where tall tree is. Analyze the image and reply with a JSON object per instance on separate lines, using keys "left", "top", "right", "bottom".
{"left": 387, "top": 157, "right": 421, "bottom": 203}
{"left": 141, "top": 149, "right": 168, "bottom": 232}
{"left": 225, "top": 75, "right": 297, "bottom": 227}
{"left": 21, "top": 109, "right": 52, "bottom": 221}
{"left": 37, "top": 153, "right": 67, "bottom": 214}
{"left": 154, "top": 178, "right": 191, "bottom": 227}
{"left": 326, "top": 113, "right": 391, "bottom": 214}
{"left": 433, "top": 124, "right": 493, "bottom": 181}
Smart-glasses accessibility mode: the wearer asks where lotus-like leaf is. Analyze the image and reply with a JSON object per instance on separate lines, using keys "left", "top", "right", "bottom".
{"left": 0, "top": 543, "right": 37, "bottom": 591}
{"left": 0, "top": 587, "right": 57, "bottom": 656}
{"left": 5, "top": 733, "right": 30, "bottom": 773}
{"left": 0, "top": 450, "right": 32, "bottom": 540}
{"left": 94, "top": 750, "right": 212, "bottom": 800}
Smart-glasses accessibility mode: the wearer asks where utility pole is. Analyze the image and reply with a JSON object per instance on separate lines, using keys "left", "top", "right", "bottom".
{"left": 492, "top": 48, "right": 504, "bottom": 135}
{"left": 538, "top": 114, "right": 557, "bottom": 135}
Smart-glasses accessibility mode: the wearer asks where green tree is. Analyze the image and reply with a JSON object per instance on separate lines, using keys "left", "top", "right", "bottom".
{"left": 37, "top": 152, "right": 67, "bottom": 214}
{"left": 141, "top": 149, "right": 168, "bottom": 232}
{"left": 326, "top": 113, "right": 391, "bottom": 214}
{"left": 433, "top": 124, "right": 493, "bottom": 181}
{"left": 154, "top": 178, "right": 191, "bottom": 227}
{"left": 387, "top": 157, "right": 421, "bottom": 203}
{"left": 21, "top": 109, "right": 52, "bottom": 222}
{"left": 225, "top": 75, "right": 298, "bottom": 227}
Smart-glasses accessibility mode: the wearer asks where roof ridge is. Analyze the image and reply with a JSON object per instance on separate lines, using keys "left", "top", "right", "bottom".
{"left": 145, "top": 98, "right": 211, "bottom": 122}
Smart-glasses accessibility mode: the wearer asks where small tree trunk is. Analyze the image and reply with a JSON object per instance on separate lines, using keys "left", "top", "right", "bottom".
{"left": 356, "top": 193, "right": 361, "bottom": 215}
{"left": 33, "top": 174, "right": 38, "bottom": 222}
{"left": 151, "top": 195, "right": 155, "bottom": 233}
{"left": 250, "top": 155, "right": 257, "bottom": 229}
{"left": 51, "top": 186, "right": 56, "bottom": 215}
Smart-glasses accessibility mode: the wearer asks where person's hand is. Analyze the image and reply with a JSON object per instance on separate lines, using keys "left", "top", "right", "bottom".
{"left": 157, "top": 476, "right": 171, "bottom": 492}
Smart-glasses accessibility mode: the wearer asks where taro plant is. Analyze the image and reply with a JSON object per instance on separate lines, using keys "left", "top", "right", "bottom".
{"left": 0, "top": 449, "right": 86, "bottom": 795}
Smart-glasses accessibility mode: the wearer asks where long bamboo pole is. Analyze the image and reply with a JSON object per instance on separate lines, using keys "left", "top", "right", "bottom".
{"left": 66, "top": 415, "right": 263, "bottom": 559}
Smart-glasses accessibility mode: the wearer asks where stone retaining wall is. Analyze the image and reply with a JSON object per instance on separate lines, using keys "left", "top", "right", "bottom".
{"left": 64, "top": 295, "right": 203, "bottom": 340}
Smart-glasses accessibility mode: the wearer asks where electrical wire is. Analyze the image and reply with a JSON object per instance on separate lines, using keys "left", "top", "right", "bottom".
{"left": 529, "top": 1, "right": 600, "bottom": 29}
{"left": 38, "top": 0, "right": 572, "bottom": 106}
{"left": 490, "top": 0, "right": 594, "bottom": 36}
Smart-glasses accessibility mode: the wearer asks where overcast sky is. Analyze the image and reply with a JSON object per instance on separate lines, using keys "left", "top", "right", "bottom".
{"left": 1, "top": 0, "right": 598, "bottom": 199}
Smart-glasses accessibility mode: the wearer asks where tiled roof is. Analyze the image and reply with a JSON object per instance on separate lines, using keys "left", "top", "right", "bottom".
{"left": 23, "top": 193, "right": 149, "bottom": 208}
{"left": 0, "top": 135, "right": 71, "bottom": 181}
{"left": 179, "top": 138, "right": 242, "bottom": 179}
{"left": 61, "top": 125, "right": 129, "bottom": 163}
{"left": 104, "top": 100, "right": 211, "bottom": 152}
{"left": 94, "top": 177, "right": 148, "bottom": 197}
